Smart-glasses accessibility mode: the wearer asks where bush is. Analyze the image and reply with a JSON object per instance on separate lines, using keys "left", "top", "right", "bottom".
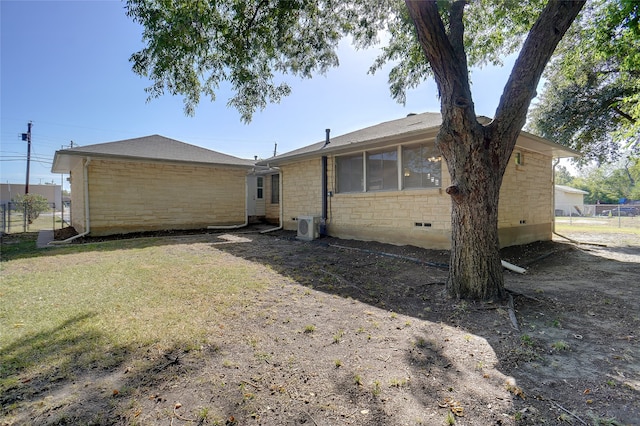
{"left": 13, "top": 193, "right": 50, "bottom": 224}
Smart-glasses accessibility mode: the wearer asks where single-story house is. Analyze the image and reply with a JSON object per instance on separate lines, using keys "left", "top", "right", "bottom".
{"left": 257, "top": 112, "right": 580, "bottom": 249}
{"left": 554, "top": 185, "right": 589, "bottom": 216}
{"left": 51, "top": 135, "right": 260, "bottom": 236}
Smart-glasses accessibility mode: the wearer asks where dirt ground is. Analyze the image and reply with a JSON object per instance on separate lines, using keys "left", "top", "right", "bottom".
{"left": 6, "top": 228, "right": 640, "bottom": 425}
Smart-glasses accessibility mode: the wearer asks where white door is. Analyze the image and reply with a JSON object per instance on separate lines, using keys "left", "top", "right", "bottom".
{"left": 246, "top": 176, "right": 266, "bottom": 216}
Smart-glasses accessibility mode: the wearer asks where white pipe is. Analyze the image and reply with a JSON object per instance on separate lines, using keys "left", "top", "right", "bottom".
{"left": 207, "top": 173, "right": 249, "bottom": 230}
{"left": 84, "top": 158, "right": 91, "bottom": 234}
{"left": 552, "top": 158, "right": 559, "bottom": 234}
{"left": 501, "top": 260, "right": 526, "bottom": 274}
{"left": 50, "top": 158, "right": 91, "bottom": 244}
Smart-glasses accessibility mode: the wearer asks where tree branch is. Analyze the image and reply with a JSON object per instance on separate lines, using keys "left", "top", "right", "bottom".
{"left": 404, "top": 1, "right": 474, "bottom": 121}
{"left": 491, "top": 1, "right": 586, "bottom": 155}
{"left": 612, "top": 107, "right": 636, "bottom": 124}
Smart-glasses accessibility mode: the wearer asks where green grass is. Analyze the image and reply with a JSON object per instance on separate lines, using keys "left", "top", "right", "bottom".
{"left": 3, "top": 209, "right": 65, "bottom": 234}
{"left": 555, "top": 219, "right": 640, "bottom": 235}
{"left": 0, "top": 234, "right": 267, "bottom": 397}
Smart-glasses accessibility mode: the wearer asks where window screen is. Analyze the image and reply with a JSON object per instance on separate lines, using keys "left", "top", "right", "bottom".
{"left": 271, "top": 174, "right": 279, "bottom": 204}
{"left": 336, "top": 154, "right": 363, "bottom": 193}
{"left": 402, "top": 143, "right": 441, "bottom": 189}
{"left": 367, "top": 149, "right": 398, "bottom": 191}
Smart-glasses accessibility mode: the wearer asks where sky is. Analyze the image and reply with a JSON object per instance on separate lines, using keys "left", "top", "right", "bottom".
{"left": 1, "top": 0, "right": 519, "bottom": 191}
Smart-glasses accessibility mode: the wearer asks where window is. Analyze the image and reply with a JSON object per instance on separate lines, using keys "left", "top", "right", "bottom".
{"left": 367, "top": 149, "right": 398, "bottom": 191}
{"left": 271, "top": 174, "right": 279, "bottom": 204}
{"left": 257, "top": 176, "right": 264, "bottom": 199}
{"left": 402, "top": 143, "right": 441, "bottom": 189}
{"left": 514, "top": 151, "right": 524, "bottom": 166}
{"left": 336, "top": 153, "right": 363, "bottom": 193}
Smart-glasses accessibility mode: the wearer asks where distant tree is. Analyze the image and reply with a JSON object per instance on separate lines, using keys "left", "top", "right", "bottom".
{"left": 554, "top": 165, "right": 575, "bottom": 186}
{"left": 528, "top": 0, "right": 640, "bottom": 164}
{"left": 572, "top": 158, "right": 639, "bottom": 203}
{"left": 14, "top": 194, "right": 50, "bottom": 224}
{"left": 127, "top": 0, "right": 585, "bottom": 301}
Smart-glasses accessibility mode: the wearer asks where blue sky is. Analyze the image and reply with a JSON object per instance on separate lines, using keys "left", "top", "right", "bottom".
{"left": 1, "top": 0, "right": 517, "bottom": 190}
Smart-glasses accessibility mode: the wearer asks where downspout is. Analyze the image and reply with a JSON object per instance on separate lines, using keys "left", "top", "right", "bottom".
{"left": 320, "top": 129, "right": 330, "bottom": 236}
{"left": 207, "top": 172, "right": 249, "bottom": 230}
{"left": 261, "top": 167, "right": 283, "bottom": 233}
{"left": 320, "top": 155, "right": 328, "bottom": 236}
{"left": 50, "top": 157, "right": 91, "bottom": 244}
{"left": 550, "top": 158, "right": 585, "bottom": 244}
{"left": 552, "top": 158, "right": 559, "bottom": 236}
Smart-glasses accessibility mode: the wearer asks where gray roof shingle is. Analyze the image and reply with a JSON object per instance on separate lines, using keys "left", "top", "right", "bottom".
{"left": 261, "top": 112, "right": 443, "bottom": 164}
{"left": 258, "top": 111, "right": 579, "bottom": 165}
{"left": 52, "top": 135, "right": 255, "bottom": 172}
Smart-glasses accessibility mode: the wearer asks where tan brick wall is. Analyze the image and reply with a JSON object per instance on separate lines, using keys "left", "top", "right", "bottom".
{"left": 281, "top": 158, "right": 323, "bottom": 229}
{"left": 280, "top": 146, "right": 553, "bottom": 249}
{"left": 70, "top": 160, "right": 87, "bottom": 233}
{"left": 498, "top": 149, "right": 553, "bottom": 246}
{"left": 80, "top": 159, "right": 246, "bottom": 236}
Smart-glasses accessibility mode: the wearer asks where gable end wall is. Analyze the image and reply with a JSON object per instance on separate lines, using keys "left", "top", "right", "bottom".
{"left": 83, "top": 159, "right": 246, "bottom": 236}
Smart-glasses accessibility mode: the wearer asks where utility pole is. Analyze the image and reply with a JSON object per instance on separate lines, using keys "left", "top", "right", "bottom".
{"left": 21, "top": 121, "right": 32, "bottom": 194}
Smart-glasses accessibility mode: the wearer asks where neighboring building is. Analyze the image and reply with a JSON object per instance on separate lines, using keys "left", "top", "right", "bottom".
{"left": 258, "top": 112, "right": 580, "bottom": 249}
{"left": 0, "top": 183, "right": 62, "bottom": 210}
{"left": 554, "top": 185, "right": 588, "bottom": 216}
{"left": 51, "top": 135, "right": 257, "bottom": 236}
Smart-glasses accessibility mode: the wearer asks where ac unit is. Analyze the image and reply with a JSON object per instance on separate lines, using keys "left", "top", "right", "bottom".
{"left": 297, "top": 216, "right": 320, "bottom": 241}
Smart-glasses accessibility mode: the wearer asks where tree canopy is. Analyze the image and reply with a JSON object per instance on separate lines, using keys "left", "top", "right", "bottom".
{"left": 528, "top": 0, "right": 640, "bottom": 165}
{"left": 126, "top": 0, "right": 556, "bottom": 122}
{"left": 559, "top": 158, "right": 640, "bottom": 204}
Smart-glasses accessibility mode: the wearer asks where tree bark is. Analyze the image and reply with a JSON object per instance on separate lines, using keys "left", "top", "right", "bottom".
{"left": 405, "top": 0, "right": 585, "bottom": 300}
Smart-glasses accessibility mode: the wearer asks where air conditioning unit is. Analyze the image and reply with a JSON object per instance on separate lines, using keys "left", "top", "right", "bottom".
{"left": 297, "top": 216, "right": 320, "bottom": 241}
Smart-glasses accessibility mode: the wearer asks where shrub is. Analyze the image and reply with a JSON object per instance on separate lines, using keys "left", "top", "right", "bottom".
{"left": 13, "top": 193, "right": 50, "bottom": 224}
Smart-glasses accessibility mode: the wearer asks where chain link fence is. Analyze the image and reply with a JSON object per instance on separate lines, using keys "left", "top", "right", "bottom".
{"left": 555, "top": 203, "right": 640, "bottom": 230}
{"left": 1, "top": 202, "right": 70, "bottom": 234}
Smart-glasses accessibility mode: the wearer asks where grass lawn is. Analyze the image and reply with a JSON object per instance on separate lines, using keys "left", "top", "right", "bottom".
{"left": 555, "top": 216, "right": 640, "bottom": 234}
{"left": 1, "top": 235, "right": 268, "bottom": 415}
{"left": 2, "top": 230, "right": 638, "bottom": 425}
{"left": 3, "top": 210, "right": 66, "bottom": 234}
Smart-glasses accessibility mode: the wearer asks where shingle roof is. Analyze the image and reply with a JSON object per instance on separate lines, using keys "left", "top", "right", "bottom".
{"left": 258, "top": 111, "right": 580, "bottom": 165}
{"left": 52, "top": 135, "right": 255, "bottom": 172}
{"left": 260, "top": 112, "right": 443, "bottom": 164}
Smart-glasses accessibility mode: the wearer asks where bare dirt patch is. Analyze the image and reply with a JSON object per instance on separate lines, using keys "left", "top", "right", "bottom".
{"left": 4, "top": 228, "right": 639, "bottom": 425}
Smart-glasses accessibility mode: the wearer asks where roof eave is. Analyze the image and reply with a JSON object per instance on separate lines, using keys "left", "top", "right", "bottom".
{"left": 518, "top": 131, "right": 582, "bottom": 158}
{"left": 51, "top": 150, "right": 255, "bottom": 173}
{"left": 258, "top": 127, "right": 440, "bottom": 167}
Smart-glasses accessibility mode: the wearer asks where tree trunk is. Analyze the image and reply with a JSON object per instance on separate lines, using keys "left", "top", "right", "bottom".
{"left": 405, "top": 0, "right": 585, "bottom": 301}
{"left": 440, "top": 124, "right": 507, "bottom": 300}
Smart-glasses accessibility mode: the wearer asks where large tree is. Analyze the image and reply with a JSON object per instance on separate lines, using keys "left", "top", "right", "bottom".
{"left": 126, "top": 0, "right": 585, "bottom": 301}
{"left": 528, "top": 0, "right": 640, "bottom": 164}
